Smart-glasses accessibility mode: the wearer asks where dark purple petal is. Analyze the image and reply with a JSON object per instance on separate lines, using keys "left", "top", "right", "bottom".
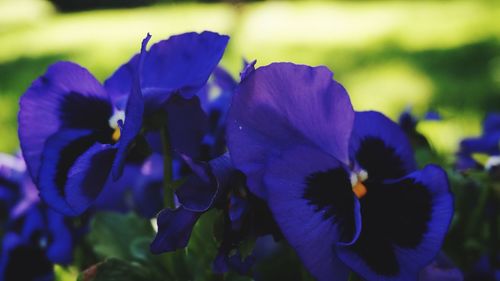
{"left": 214, "top": 66, "right": 237, "bottom": 94}
{"left": 483, "top": 113, "right": 500, "bottom": 135}
{"left": 176, "top": 155, "right": 217, "bottom": 212}
{"left": 240, "top": 59, "right": 256, "bottom": 81}
{"left": 93, "top": 164, "right": 139, "bottom": 213}
{"left": 336, "top": 165, "right": 453, "bottom": 281}
{"left": 460, "top": 133, "right": 500, "bottom": 156}
{"left": 455, "top": 151, "right": 481, "bottom": 171}
{"left": 228, "top": 194, "right": 248, "bottom": 231}
{"left": 398, "top": 108, "right": 418, "bottom": 132}
{"left": 227, "top": 63, "right": 354, "bottom": 198}
{"left": 45, "top": 208, "right": 73, "bottom": 264}
{"left": 112, "top": 34, "right": 151, "bottom": 180}
{"left": 133, "top": 154, "right": 164, "bottom": 217}
{"left": 213, "top": 251, "right": 256, "bottom": 275}
{"left": 351, "top": 111, "right": 417, "bottom": 181}
{"left": 94, "top": 154, "right": 164, "bottom": 217}
{"left": 104, "top": 55, "right": 139, "bottom": 110}
{"left": 132, "top": 178, "right": 163, "bottom": 218}
{"left": 65, "top": 143, "right": 117, "bottom": 215}
{"left": 141, "top": 31, "right": 229, "bottom": 97}
{"left": 38, "top": 129, "right": 96, "bottom": 216}
{"left": 19, "top": 62, "right": 110, "bottom": 182}
{"left": 0, "top": 233, "right": 54, "bottom": 281}
{"left": 150, "top": 207, "right": 201, "bottom": 254}
{"left": 176, "top": 153, "right": 235, "bottom": 212}
{"left": 418, "top": 253, "right": 463, "bottom": 281}
{"left": 423, "top": 111, "right": 441, "bottom": 121}
{"left": 165, "top": 95, "right": 208, "bottom": 158}
{"left": 264, "top": 145, "right": 358, "bottom": 281}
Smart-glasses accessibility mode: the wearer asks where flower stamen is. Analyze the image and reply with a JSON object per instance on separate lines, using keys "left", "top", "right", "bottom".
{"left": 350, "top": 170, "right": 368, "bottom": 198}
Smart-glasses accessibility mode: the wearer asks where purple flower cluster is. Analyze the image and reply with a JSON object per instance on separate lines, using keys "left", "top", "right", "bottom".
{"left": 13, "top": 31, "right": 455, "bottom": 281}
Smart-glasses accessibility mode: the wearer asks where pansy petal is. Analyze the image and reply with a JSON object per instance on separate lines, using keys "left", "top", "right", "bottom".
{"left": 176, "top": 155, "right": 217, "bottom": 212}
{"left": 93, "top": 164, "right": 138, "bottom": 213}
{"left": 65, "top": 143, "right": 117, "bottom": 215}
{"left": 227, "top": 63, "right": 354, "bottom": 198}
{"left": 46, "top": 209, "right": 73, "bottom": 264}
{"left": 38, "top": 129, "right": 96, "bottom": 216}
{"left": 240, "top": 59, "right": 256, "bottom": 81}
{"left": 483, "top": 113, "right": 500, "bottom": 135}
{"left": 19, "top": 62, "right": 111, "bottom": 182}
{"left": 134, "top": 155, "right": 164, "bottom": 218}
{"left": 336, "top": 165, "right": 453, "bottom": 281}
{"left": 351, "top": 111, "right": 417, "bottom": 181}
{"left": 132, "top": 179, "right": 163, "bottom": 218}
{"left": 104, "top": 55, "right": 139, "bottom": 109}
{"left": 142, "top": 31, "right": 229, "bottom": 97}
{"left": 112, "top": 34, "right": 150, "bottom": 179}
{"left": 264, "top": 145, "right": 359, "bottom": 281}
{"left": 459, "top": 133, "right": 500, "bottom": 156}
{"left": 150, "top": 207, "right": 201, "bottom": 254}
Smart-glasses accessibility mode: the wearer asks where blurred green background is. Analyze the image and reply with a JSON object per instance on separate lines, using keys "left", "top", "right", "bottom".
{"left": 0, "top": 0, "right": 499, "bottom": 164}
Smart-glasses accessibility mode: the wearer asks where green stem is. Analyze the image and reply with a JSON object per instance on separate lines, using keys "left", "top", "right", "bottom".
{"left": 466, "top": 182, "right": 490, "bottom": 237}
{"left": 161, "top": 126, "right": 175, "bottom": 209}
{"left": 489, "top": 184, "right": 499, "bottom": 268}
{"left": 159, "top": 126, "right": 188, "bottom": 279}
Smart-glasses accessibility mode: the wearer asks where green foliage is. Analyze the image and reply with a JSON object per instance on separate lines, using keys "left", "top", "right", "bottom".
{"left": 87, "top": 212, "right": 154, "bottom": 260}
{"left": 77, "top": 258, "right": 153, "bottom": 281}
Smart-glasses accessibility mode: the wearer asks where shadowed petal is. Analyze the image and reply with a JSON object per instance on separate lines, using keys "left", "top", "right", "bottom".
{"left": 0, "top": 233, "right": 54, "bottom": 281}
{"left": 165, "top": 95, "right": 208, "bottom": 158}
{"left": 264, "top": 145, "right": 359, "bottom": 281}
{"left": 150, "top": 207, "right": 201, "bottom": 254}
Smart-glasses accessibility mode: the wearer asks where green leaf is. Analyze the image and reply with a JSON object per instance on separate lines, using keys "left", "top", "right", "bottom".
{"left": 77, "top": 258, "right": 153, "bottom": 281}
{"left": 87, "top": 212, "right": 154, "bottom": 260}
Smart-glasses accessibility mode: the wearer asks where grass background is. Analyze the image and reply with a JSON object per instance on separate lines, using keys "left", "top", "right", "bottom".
{"left": 0, "top": 0, "right": 499, "bottom": 163}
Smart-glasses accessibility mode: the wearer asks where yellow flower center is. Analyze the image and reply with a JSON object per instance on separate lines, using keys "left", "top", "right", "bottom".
{"left": 108, "top": 110, "right": 125, "bottom": 143}
{"left": 112, "top": 127, "right": 121, "bottom": 142}
{"left": 350, "top": 170, "right": 368, "bottom": 199}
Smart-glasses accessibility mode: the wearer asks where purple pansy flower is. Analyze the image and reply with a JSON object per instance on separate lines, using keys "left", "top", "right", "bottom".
{"left": 0, "top": 153, "right": 74, "bottom": 281}
{"left": 18, "top": 31, "right": 229, "bottom": 216}
{"left": 151, "top": 153, "right": 281, "bottom": 274}
{"left": 456, "top": 113, "right": 500, "bottom": 171}
{"left": 0, "top": 204, "right": 74, "bottom": 281}
{"left": 0, "top": 153, "right": 36, "bottom": 223}
{"left": 226, "top": 63, "right": 454, "bottom": 281}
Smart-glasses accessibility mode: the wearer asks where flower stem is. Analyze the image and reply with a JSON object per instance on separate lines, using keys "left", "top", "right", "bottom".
{"left": 160, "top": 126, "right": 175, "bottom": 209}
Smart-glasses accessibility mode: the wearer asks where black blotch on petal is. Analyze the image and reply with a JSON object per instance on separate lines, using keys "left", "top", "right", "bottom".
{"left": 352, "top": 178, "right": 432, "bottom": 276}
{"left": 55, "top": 135, "right": 96, "bottom": 197}
{"left": 303, "top": 168, "right": 356, "bottom": 243}
{"left": 4, "top": 244, "right": 53, "bottom": 281}
{"left": 59, "top": 92, "right": 115, "bottom": 143}
{"left": 356, "top": 137, "right": 407, "bottom": 181}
